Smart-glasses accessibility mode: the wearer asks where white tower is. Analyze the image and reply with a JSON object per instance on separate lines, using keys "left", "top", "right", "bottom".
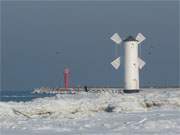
{"left": 110, "top": 33, "right": 146, "bottom": 93}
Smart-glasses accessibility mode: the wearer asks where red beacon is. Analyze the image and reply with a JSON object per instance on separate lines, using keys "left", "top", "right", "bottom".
{"left": 64, "top": 68, "right": 70, "bottom": 90}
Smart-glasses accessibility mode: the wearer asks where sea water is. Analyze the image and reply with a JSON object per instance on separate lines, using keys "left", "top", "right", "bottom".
{"left": 0, "top": 90, "right": 56, "bottom": 102}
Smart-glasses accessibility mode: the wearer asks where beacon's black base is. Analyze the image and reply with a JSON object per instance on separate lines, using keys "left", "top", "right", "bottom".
{"left": 123, "top": 89, "right": 140, "bottom": 93}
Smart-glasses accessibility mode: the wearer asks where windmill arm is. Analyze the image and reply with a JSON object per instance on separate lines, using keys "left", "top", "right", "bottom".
{"left": 111, "top": 57, "right": 121, "bottom": 70}
{"left": 136, "top": 33, "right": 146, "bottom": 44}
{"left": 138, "top": 57, "right": 146, "bottom": 69}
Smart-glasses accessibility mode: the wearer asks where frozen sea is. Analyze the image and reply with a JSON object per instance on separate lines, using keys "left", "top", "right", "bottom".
{"left": 0, "top": 88, "right": 180, "bottom": 135}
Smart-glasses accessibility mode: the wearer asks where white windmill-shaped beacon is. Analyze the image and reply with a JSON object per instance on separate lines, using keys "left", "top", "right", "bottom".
{"left": 110, "top": 33, "right": 146, "bottom": 93}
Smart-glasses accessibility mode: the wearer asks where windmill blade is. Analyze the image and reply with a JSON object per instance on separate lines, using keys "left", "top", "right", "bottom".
{"left": 111, "top": 57, "right": 121, "bottom": 70}
{"left": 136, "top": 33, "right": 146, "bottom": 44}
{"left": 138, "top": 57, "right": 146, "bottom": 69}
{"left": 110, "top": 33, "right": 122, "bottom": 44}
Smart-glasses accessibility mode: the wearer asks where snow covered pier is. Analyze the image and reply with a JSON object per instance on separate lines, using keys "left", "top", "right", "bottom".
{"left": 32, "top": 87, "right": 124, "bottom": 94}
{"left": 32, "top": 87, "right": 75, "bottom": 94}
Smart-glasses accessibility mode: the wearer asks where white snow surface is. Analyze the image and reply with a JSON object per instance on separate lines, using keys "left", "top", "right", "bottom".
{"left": 1, "top": 88, "right": 180, "bottom": 135}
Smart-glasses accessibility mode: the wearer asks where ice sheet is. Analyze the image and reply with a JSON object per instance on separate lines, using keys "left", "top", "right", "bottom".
{"left": 1, "top": 88, "right": 180, "bottom": 135}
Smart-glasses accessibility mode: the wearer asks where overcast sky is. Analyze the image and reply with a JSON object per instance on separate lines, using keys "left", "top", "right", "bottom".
{"left": 1, "top": 1, "right": 179, "bottom": 90}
